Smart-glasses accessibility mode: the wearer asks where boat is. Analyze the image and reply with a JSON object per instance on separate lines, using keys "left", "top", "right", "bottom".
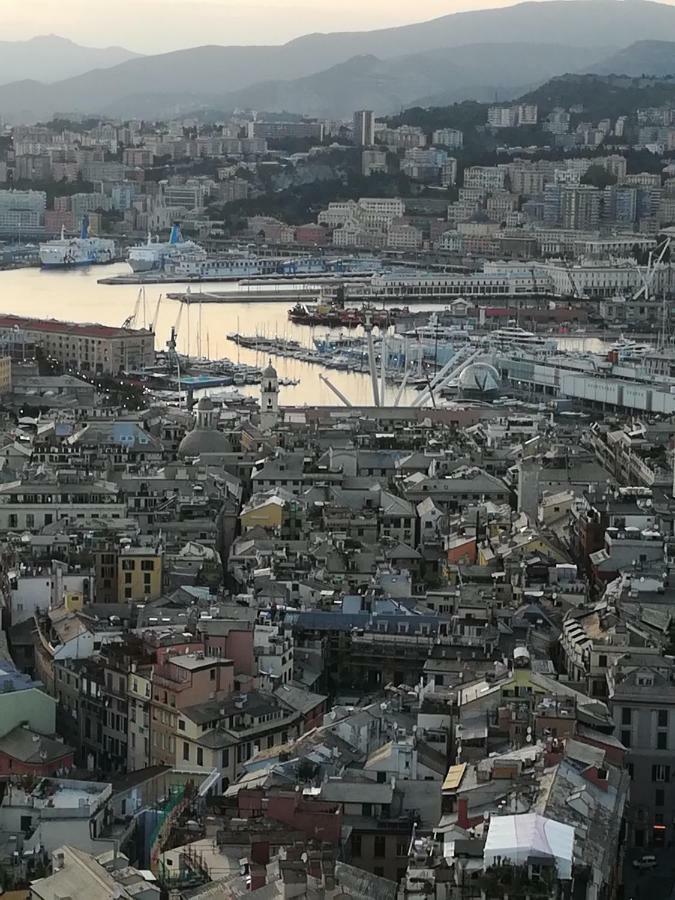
{"left": 39, "top": 216, "right": 116, "bottom": 268}
{"left": 608, "top": 338, "right": 655, "bottom": 361}
{"left": 127, "top": 223, "right": 206, "bottom": 273}
{"left": 486, "top": 326, "right": 556, "bottom": 349}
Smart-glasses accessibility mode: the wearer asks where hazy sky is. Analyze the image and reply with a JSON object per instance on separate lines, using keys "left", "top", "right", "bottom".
{"left": 2, "top": 0, "right": 525, "bottom": 53}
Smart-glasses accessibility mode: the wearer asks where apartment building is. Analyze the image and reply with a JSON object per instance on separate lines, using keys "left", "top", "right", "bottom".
{"left": 353, "top": 110, "right": 375, "bottom": 147}
{"left": 432, "top": 128, "right": 463, "bottom": 149}
{"left": 117, "top": 545, "right": 163, "bottom": 603}
{"left": 0, "top": 189, "right": 46, "bottom": 235}
{"left": 560, "top": 184, "right": 601, "bottom": 231}
{"left": 0, "top": 471, "right": 126, "bottom": 531}
{"left": 608, "top": 654, "right": 675, "bottom": 848}
{"left": 0, "top": 314, "right": 155, "bottom": 374}
{"left": 463, "top": 166, "right": 507, "bottom": 192}
{"left": 149, "top": 652, "right": 234, "bottom": 767}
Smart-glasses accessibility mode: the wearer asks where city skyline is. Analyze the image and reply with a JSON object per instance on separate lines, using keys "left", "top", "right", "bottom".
{"left": 3, "top": 0, "right": 561, "bottom": 53}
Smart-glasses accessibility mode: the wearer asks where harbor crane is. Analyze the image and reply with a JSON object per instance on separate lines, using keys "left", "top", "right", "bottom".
{"left": 121, "top": 287, "right": 145, "bottom": 329}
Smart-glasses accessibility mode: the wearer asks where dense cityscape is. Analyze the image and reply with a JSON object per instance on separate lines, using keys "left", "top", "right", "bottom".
{"left": 3, "top": 2, "right": 675, "bottom": 899}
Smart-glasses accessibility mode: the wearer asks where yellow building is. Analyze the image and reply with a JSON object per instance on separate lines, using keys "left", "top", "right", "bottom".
{"left": 0, "top": 357, "right": 11, "bottom": 394}
{"left": 117, "top": 546, "right": 163, "bottom": 603}
{"left": 240, "top": 496, "right": 284, "bottom": 532}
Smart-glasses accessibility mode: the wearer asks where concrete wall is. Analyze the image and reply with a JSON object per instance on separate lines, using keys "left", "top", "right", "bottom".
{"left": 0, "top": 688, "right": 56, "bottom": 738}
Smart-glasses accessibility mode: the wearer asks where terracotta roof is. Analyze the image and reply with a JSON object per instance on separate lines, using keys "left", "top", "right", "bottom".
{"left": 0, "top": 314, "right": 148, "bottom": 339}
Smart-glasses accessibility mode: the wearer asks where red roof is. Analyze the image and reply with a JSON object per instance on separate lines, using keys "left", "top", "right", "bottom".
{"left": 0, "top": 314, "right": 149, "bottom": 339}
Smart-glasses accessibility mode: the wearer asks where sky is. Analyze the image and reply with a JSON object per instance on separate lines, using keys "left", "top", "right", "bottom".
{"left": 1, "top": 0, "right": 528, "bottom": 53}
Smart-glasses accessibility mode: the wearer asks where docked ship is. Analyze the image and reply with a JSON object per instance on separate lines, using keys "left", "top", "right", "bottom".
{"left": 288, "top": 301, "right": 409, "bottom": 329}
{"left": 485, "top": 326, "right": 556, "bottom": 350}
{"left": 127, "top": 223, "right": 206, "bottom": 273}
{"left": 39, "top": 217, "right": 116, "bottom": 268}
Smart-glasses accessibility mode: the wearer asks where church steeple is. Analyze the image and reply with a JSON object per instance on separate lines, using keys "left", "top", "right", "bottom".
{"left": 260, "top": 360, "right": 279, "bottom": 432}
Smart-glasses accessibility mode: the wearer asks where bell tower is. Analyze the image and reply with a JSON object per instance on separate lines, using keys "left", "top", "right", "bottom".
{"left": 260, "top": 360, "right": 279, "bottom": 432}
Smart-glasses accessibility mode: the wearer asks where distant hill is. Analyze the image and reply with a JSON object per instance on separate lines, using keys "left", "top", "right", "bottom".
{"left": 591, "top": 40, "right": 675, "bottom": 77}
{"left": 8, "top": 1, "right": 675, "bottom": 120}
{"left": 520, "top": 72, "right": 675, "bottom": 120}
{"left": 0, "top": 35, "right": 140, "bottom": 86}
{"left": 214, "top": 44, "right": 604, "bottom": 118}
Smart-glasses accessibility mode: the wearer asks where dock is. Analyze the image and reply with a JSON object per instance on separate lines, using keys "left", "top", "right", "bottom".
{"left": 166, "top": 286, "right": 322, "bottom": 303}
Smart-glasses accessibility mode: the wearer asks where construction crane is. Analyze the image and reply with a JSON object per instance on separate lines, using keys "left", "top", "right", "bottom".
{"left": 121, "top": 287, "right": 145, "bottom": 329}
{"left": 631, "top": 236, "right": 670, "bottom": 303}
{"left": 560, "top": 258, "right": 583, "bottom": 302}
{"left": 150, "top": 294, "right": 163, "bottom": 333}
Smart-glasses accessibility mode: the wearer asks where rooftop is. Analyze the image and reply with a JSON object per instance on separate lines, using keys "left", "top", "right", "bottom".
{"left": 0, "top": 314, "right": 150, "bottom": 340}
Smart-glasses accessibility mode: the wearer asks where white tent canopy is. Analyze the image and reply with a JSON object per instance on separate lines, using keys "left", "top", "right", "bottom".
{"left": 484, "top": 813, "right": 574, "bottom": 881}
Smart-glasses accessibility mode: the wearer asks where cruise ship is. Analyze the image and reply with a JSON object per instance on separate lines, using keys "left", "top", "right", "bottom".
{"left": 39, "top": 217, "right": 116, "bottom": 268}
{"left": 127, "top": 224, "right": 206, "bottom": 273}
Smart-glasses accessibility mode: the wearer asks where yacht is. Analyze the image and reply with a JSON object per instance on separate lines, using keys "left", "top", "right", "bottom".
{"left": 486, "top": 326, "right": 555, "bottom": 349}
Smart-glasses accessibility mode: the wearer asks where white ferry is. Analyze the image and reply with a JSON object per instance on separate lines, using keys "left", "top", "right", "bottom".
{"left": 39, "top": 216, "right": 116, "bottom": 268}
{"left": 128, "top": 223, "right": 206, "bottom": 273}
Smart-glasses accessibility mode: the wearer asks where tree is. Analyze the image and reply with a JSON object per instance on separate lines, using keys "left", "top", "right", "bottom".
{"left": 581, "top": 165, "right": 617, "bottom": 190}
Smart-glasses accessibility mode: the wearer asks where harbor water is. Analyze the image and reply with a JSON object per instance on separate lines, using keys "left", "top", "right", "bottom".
{"left": 0, "top": 263, "right": 609, "bottom": 406}
{"left": 1, "top": 264, "right": 414, "bottom": 406}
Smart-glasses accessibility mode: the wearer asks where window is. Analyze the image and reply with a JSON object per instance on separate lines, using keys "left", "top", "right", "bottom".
{"left": 141, "top": 560, "right": 155, "bottom": 571}
{"left": 178, "top": 720, "right": 185, "bottom": 731}
{"left": 197, "top": 748, "right": 204, "bottom": 766}
{"left": 598, "top": 654, "right": 607, "bottom": 668}
{"left": 653, "top": 764, "right": 670, "bottom": 783}
{"left": 121, "top": 559, "right": 135, "bottom": 571}
{"left": 362, "top": 803, "right": 372, "bottom": 816}
{"left": 352, "top": 834, "right": 362, "bottom": 856}
{"left": 656, "top": 789, "right": 665, "bottom": 807}
{"left": 222, "top": 748, "right": 229, "bottom": 768}
{"left": 622, "top": 708, "right": 632, "bottom": 726}
{"left": 210, "top": 669, "right": 216, "bottom": 681}
{"left": 124, "top": 587, "right": 132, "bottom": 599}
{"left": 621, "top": 730, "right": 631, "bottom": 748}
{"left": 183, "top": 742, "right": 190, "bottom": 761}
{"left": 124, "top": 572, "right": 132, "bottom": 584}
{"left": 658, "top": 710, "right": 669, "bottom": 728}
{"left": 657, "top": 732, "right": 668, "bottom": 751}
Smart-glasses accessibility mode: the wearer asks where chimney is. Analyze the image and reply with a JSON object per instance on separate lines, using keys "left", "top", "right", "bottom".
{"left": 250, "top": 839, "right": 270, "bottom": 865}
{"left": 457, "top": 796, "right": 470, "bottom": 829}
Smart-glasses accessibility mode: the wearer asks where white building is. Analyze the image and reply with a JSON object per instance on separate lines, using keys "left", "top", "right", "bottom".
{"left": 432, "top": 128, "right": 463, "bottom": 149}
{"left": 488, "top": 106, "right": 518, "bottom": 128}
{"left": 0, "top": 189, "right": 46, "bottom": 233}
{"left": 464, "top": 166, "right": 507, "bottom": 192}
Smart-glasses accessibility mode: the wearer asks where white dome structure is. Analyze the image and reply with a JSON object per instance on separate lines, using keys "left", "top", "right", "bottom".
{"left": 457, "top": 362, "right": 501, "bottom": 399}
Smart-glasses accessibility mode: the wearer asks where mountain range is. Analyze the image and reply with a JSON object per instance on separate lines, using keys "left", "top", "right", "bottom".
{"left": 5, "top": 1, "right": 675, "bottom": 122}
{"left": 0, "top": 35, "right": 139, "bottom": 86}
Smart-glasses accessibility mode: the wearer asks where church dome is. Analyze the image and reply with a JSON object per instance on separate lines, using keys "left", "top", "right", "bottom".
{"left": 262, "top": 360, "right": 277, "bottom": 378}
{"left": 177, "top": 396, "right": 230, "bottom": 458}
{"left": 177, "top": 428, "right": 231, "bottom": 458}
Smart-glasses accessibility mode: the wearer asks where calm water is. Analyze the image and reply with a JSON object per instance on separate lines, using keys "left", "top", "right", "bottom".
{"left": 0, "top": 263, "right": 413, "bottom": 407}
{"left": 0, "top": 264, "right": 610, "bottom": 406}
